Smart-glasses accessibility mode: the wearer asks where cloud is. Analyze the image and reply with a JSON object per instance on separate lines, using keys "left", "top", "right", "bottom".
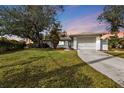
{"left": 62, "top": 13, "right": 107, "bottom": 35}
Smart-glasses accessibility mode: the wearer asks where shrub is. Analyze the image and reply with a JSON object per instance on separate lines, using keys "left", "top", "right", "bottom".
{"left": 42, "top": 43, "right": 50, "bottom": 48}
{"left": 0, "top": 37, "right": 26, "bottom": 53}
{"left": 108, "top": 36, "right": 119, "bottom": 48}
{"left": 26, "top": 43, "right": 50, "bottom": 48}
{"left": 108, "top": 36, "right": 124, "bottom": 49}
{"left": 118, "top": 39, "right": 124, "bottom": 48}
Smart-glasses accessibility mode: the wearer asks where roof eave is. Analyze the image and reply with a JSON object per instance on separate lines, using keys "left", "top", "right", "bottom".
{"left": 69, "top": 33, "right": 102, "bottom": 37}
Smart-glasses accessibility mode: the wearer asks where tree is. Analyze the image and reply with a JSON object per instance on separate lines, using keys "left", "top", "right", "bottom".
{"left": 119, "top": 38, "right": 124, "bottom": 48}
{"left": 49, "top": 23, "right": 61, "bottom": 49}
{"left": 59, "top": 30, "right": 67, "bottom": 37}
{"left": 0, "top": 5, "right": 63, "bottom": 48}
{"left": 98, "top": 5, "right": 124, "bottom": 34}
{"left": 108, "top": 36, "right": 120, "bottom": 48}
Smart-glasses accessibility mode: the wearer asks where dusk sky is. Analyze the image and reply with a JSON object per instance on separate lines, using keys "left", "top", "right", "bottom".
{"left": 58, "top": 5, "right": 108, "bottom": 35}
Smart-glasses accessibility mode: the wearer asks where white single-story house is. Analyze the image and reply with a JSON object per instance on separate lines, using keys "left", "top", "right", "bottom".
{"left": 1, "top": 32, "right": 108, "bottom": 50}
{"left": 57, "top": 32, "right": 108, "bottom": 50}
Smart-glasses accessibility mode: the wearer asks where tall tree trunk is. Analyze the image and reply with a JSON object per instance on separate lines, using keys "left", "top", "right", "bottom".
{"left": 38, "top": 40, "right": 41, "bottom": 48}
{"left": 53, "top": 44, "right": 57, "bottom": 49}
{"left": 53, "top": 42, "right": 58, "bottom": 49}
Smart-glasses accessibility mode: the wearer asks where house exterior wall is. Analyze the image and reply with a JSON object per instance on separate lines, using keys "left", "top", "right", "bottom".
{"left": 73, "top": 37, "right": 78, "bottom": 49}
{"left": 64, "top": 41, "right": 69, "bottom": 48}
{"left": 44, "top": 40, "right": 70, "bottom": 48}
{"left": 96, "top": 36, "right": 108, "bottom": 50}
{"left": 57, "top": 41, "right": 69, "bottom": 48}
{"left": 101, "top": 39, "right": 108, "bottom": 50}
{"left": 96, "top": 36, "right": 101, "bottom": 50}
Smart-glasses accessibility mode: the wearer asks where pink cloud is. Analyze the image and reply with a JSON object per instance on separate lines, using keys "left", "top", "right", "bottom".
{"left": 62, "top": 13, "right": 107, "bottom": 35}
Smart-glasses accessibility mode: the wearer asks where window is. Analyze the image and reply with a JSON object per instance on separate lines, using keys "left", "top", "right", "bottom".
{"left": 58, "top": 41, "right": 65, "bottom": 45}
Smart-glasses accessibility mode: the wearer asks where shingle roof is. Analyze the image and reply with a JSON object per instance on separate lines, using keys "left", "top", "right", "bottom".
{"left": 43, "top": 36, "right": 72, "bottom": 41}
{"left": 101, "top": 32, "right": 124, "bottom": 39}
{"left": 69, "top": 32, "right": 102, "bottom": 36}
{"left": 60, "top": 37, "right": 71, "bottom": 41}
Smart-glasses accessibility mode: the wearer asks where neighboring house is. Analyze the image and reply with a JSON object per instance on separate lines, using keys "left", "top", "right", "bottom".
{"left": 70, "top": 32, "right": 108, "bottom": 50}
{"left": 101, "top": 32, "right": 124, "bottom": 39}
{"left": 23, "top": 38, "right": 33, "bottom": 44}
{"left": 1, "top": 35, "right": 33, "bottom": 44}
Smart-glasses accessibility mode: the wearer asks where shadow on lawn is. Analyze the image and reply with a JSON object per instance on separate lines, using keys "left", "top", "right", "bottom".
{"left": 0, "top": 63, "right": 93, "bottom": 88}
{"left": 0, "top": 49, "right": 25, "bottom": 55}
{"left": 47, "top": 52, "right": 64, "bottom": 68}
{"left": 0, "top": 56, "right": 44, "bottom": 69}
{"left": 0, "top": 48, "right": 53, "bottom": 55}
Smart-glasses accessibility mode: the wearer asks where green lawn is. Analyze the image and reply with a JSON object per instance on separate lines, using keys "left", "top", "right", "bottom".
{"left": 0, "top": 49, "right": 120, "bottom": 88}
{"left": 107, "top": 49, "right": 124, "bottom": 58}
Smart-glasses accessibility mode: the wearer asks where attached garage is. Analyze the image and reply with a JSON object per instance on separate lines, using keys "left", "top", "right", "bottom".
{"left": 70, "top": 33, "right": 108, "bottom": 51}
{"left": 77, "top": 36, "right": 96, "bottom": 50}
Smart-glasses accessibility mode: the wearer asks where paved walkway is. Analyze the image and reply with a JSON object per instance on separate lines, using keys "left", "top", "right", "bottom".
{"left": 78, "top": 49, "right": 124, "bottom": 87}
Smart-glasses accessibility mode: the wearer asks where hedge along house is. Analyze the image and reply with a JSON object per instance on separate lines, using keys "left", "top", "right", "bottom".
{"left": 69, "top": 32, "right": 108, "bottom": 50}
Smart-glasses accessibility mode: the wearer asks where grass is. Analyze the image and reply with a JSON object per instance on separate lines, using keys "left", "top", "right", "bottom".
{"left": 0, "top": 48, "right": 120, "bottom": 88}
{"left": 106, "top": 49, "right": 124, "bottom": 58}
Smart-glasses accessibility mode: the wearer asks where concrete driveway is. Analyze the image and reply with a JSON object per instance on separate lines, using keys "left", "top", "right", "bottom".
{"left": 78, "top": 49, "right": 124, "bottom": 87}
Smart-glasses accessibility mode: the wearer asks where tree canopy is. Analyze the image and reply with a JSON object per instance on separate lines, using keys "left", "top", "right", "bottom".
{"left": 0, "top": 5, "right": 63, "bottom": 47}
{"left": 49, "top": 23, "right": 61, "bottom": 49}
{"left": 98, "top": 5, "right": 124, "bottom": 33}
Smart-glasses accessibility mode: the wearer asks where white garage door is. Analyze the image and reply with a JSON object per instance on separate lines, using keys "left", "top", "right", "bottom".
{"left": 78, "top": 37, "right": 96, "bottom": 49}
